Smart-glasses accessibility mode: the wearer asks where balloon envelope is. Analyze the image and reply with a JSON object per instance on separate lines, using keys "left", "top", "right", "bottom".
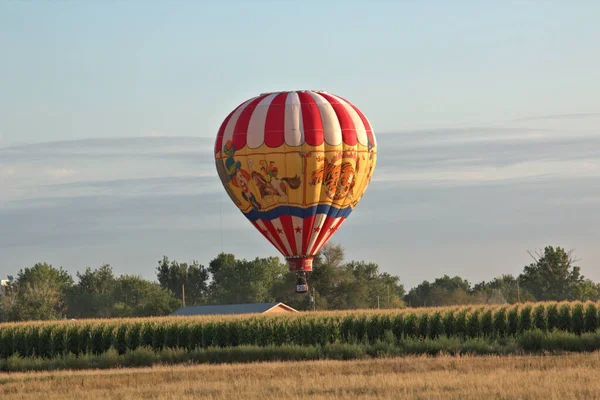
{"left": 214, "top": 90, "right": 377, "bottom": 272}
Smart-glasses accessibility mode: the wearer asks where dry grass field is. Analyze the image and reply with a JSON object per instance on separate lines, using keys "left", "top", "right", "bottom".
{"left": 2, "top": 352, "right": 600, "bottom": 399}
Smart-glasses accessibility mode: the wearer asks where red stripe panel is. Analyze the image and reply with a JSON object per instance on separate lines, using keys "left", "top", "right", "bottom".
{"left": 337, "top": 95, "right": 374, "bottom": 146}
{"left": 309, "top": 216, "right": 337, "bottom": 255}
{"left": 250, "top": 220, "right": 275, "bottom": 246}
{"left": 261, "top": 219, "right": 291, "bottom": 256}
{"left": 298, "top": 91, "right": 324, "bottom": 147}
{"left": 232, "top": 94, "right": 269, "bottom": 151}
{"left": 214, "top": 108, "right": 236, "bottom": 154}
{"left": 318, "top": 92, "right": 357, "bottom": 146}
{"left": 302, "top": 215, "right": 315, "bottom": 255}
{"left": 279, "top": 215, "right": 298, "bottom": 257}
{"left": 264, "top": 92, "right": 287, "bottom": 148}
{"left": 313, "top": 217, "right": 345, "bottom": 255}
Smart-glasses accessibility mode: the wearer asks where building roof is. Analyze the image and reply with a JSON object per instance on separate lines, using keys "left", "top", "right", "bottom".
{"left": 170, "top": 302, "right": 298, "bottom": 316}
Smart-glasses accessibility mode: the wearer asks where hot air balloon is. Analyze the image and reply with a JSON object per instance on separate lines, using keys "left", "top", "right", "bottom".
{"left": 214, "top": 90, "right": 377, "bottom": 293}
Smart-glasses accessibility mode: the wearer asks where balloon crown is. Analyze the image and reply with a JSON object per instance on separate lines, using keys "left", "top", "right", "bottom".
{"left": 259, "top": 90, "right": 328, "bottom": 95}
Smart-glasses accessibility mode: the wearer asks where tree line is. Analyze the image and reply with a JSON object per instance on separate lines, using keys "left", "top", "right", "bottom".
{"left": 0, "top": 243, "right": 598, "bottom": 322}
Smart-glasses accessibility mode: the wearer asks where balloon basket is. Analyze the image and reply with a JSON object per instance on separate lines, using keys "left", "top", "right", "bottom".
{"left": 295, "top": 271, "right": 309, "bottom": 294}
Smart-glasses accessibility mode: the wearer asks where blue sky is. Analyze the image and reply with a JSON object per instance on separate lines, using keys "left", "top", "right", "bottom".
{"left": 1, "top": 1, "right": 599, "bottom": 289}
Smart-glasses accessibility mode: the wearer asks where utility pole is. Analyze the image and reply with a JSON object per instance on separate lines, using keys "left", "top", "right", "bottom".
{"left": 516, "top": 278, "right": 520, "bottom": 303}
{"left": 312, "top": 287, "right": 316, "bottom": 312}
{"left": 182, "top": 283, "right": 186, "bottom": 307}
{"left": 377, "top": 295, "right": 380, "bottom": 309}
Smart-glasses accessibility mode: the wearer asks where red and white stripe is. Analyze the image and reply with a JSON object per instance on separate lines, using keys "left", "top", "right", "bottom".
{"left": 214, "top": 90, "right": 376, "bottom": 154}
{"left": 252, "top": 215, "right": 347, "bottom": 258}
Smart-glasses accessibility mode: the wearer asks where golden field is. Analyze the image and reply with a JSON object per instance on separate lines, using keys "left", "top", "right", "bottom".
{"left": 2, "top": 352, "right": 600, "bottom": 399}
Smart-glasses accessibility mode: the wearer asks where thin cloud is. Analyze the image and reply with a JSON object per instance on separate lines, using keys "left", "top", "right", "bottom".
{"left": 514, "top": 113, "right": 600, "bottom": 122}
{"left": 150, "top": 131, "right": 178, "bottom": 137}
{"left": 372, "top": 158, "right": 600, "bottom": 187}
{"left": 1, "top": 167, "right": 15, "bottom": 177}
{"left": 44, "top": 168, "right": 77, "bottom": 178}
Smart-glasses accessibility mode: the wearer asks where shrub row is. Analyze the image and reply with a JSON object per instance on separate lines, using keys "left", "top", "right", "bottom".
{"left": 1, "top": 302, "right": 598, "bottom": 359}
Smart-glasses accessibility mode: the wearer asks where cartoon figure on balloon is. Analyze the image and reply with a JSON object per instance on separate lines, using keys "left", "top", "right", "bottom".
{"left": 219, "top": 140, "right": 262, "bottom": 211}
{"left": 225, "top": 157, "right": 262, "bottom": 211}
{"left": 247, "top": 159, "right": 301, "bottom": 205}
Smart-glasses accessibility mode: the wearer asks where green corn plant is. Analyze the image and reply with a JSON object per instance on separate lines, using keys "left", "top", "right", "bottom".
{"left": 493, "top": 307, "right": 507, "bottom": 338}
{"left": 329, "top": 316, "right": 341, "bottom": 344}
{"left": 442, "top": 310, "right": 455, "bottom": 338}
{"left": 178, "top": 323, "right": 191, "bottom": 350}
{"left": 404, "top": 313, "right": 419, "bottom": 338}
{"left": 127, "top": 322, "right": 142, "bottom": 351}
{"left": 454, "top": 309, "right": 469, "bottom": 339}
{"left": 340, "top": 315, "right": 355, "bottom": 342}
{"left": 0, "top": 327, "right": 15, "bottom": 358}
{"left": 467, "top": 310, "right": 481, "bottom": 338}
{"left": 189, "top": 323, "right": 203, "bottom": 349}
{"left": 52, "top": 325, "right": 67, "bottom": 358}
{"left": 115, "top": 324, "right": 129, "bottom": 355}
{"left": 13, "top": 326, "right": 28, "bottom": 357}
{"left": 102, "top": 324, "right": 115, "bottom": 353}
{"left": 429, "top": 311, "right": 443, "bottom": 339}
{"left": 391, "top": 314, "right": 404, "bottom": 341}
{"left": 480, "top": 309, "right": 493, "bottom": 338}
{"left": 140, "top": 322, "right": 154, "bottom": 349}
{"left": 533, "top": 305, "right": 547, "bottom": 332}
{"left": 24, "top": 326, "right": 40, "bottom": 357}
{"left": 558, "top": 303, "right": 572, "bottom": 332}
{"left": 546, "top": 304, "right": 559, "bottom": 331}
{"left": 583, "top": 303, "right": 598, "bottom": 333}
{"left": 507, "top": 306, "right": 519, "bottom": 336}
{"left": 519, "top": 305, "right": 532, "bottom": 333}
{"left": 572, "top": 303, "right": 584, "bottom": 335}
{"left": 39, "top": 325, "right": 54, "bottom": 358}
{"left": 165, "top": 323, "right": 180, "bottom": 349}
{"left": 66, "top": 324, "right": 81, "bottom": 356}
{"left": 152, "top": 322, "right": 166, "bottom": 351}
{"left": 367, "top": 315, "right": 381, "bottom": 343}
{"left": 418, "top": 313, "right": 429, "bottom": 339}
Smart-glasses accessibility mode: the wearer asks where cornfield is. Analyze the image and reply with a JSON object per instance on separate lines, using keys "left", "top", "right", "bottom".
{"left": 1, "top": 301, "right": 598, "bottom": 359}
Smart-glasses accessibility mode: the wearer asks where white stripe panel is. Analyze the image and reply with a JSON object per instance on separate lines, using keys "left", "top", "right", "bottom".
{"left": 312, "top": 217, "right": 343, "bottom": 255}
{"left": 247, "top": 93, "right": 277, "bottom": 149}
{"left": 330, "top": 94, "right": 368, "bottom": 146}
{"left": 292, "top": 215, "right": 304, "bottom": 255}
{"left": 254, "top": 219, "right": 286, "bottom": 256}
{"left": 308, "top": 92, "right": 342, "bottom": 146}
{"left": 306, "top": 213, "right": 327, "bottom": 255}
{"left": 222, "top": 97, "right": 256, "bottom": 147}
{"left": 284, "top": 92, "right": 304, "bottom": 147}
{"left": 271, "top": 217, "right": 293, "bottom": 256}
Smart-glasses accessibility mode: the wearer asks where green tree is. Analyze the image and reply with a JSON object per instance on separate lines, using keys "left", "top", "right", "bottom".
{"left": 68, "top": 264, "right": 116, "bottom": 318}
{"left": 111, "top": 275, "right": 180, "bottom": 317}
{"left": 573, "top": 279, "right": 600, "bottom": 302}
{"left": 2, "top": 263, "right": 74, "bottom": 321}
{"left": 208, "top": 253, "right": 288, "bottom": 304}
{"left": 519, "top": 246, "right": 584, "bottom": 301}
{"left": 404, "top": 275, "right": 472, "bottom": 307}
{"left": 156, "top": 256, "right": 210, "bottom": 306}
